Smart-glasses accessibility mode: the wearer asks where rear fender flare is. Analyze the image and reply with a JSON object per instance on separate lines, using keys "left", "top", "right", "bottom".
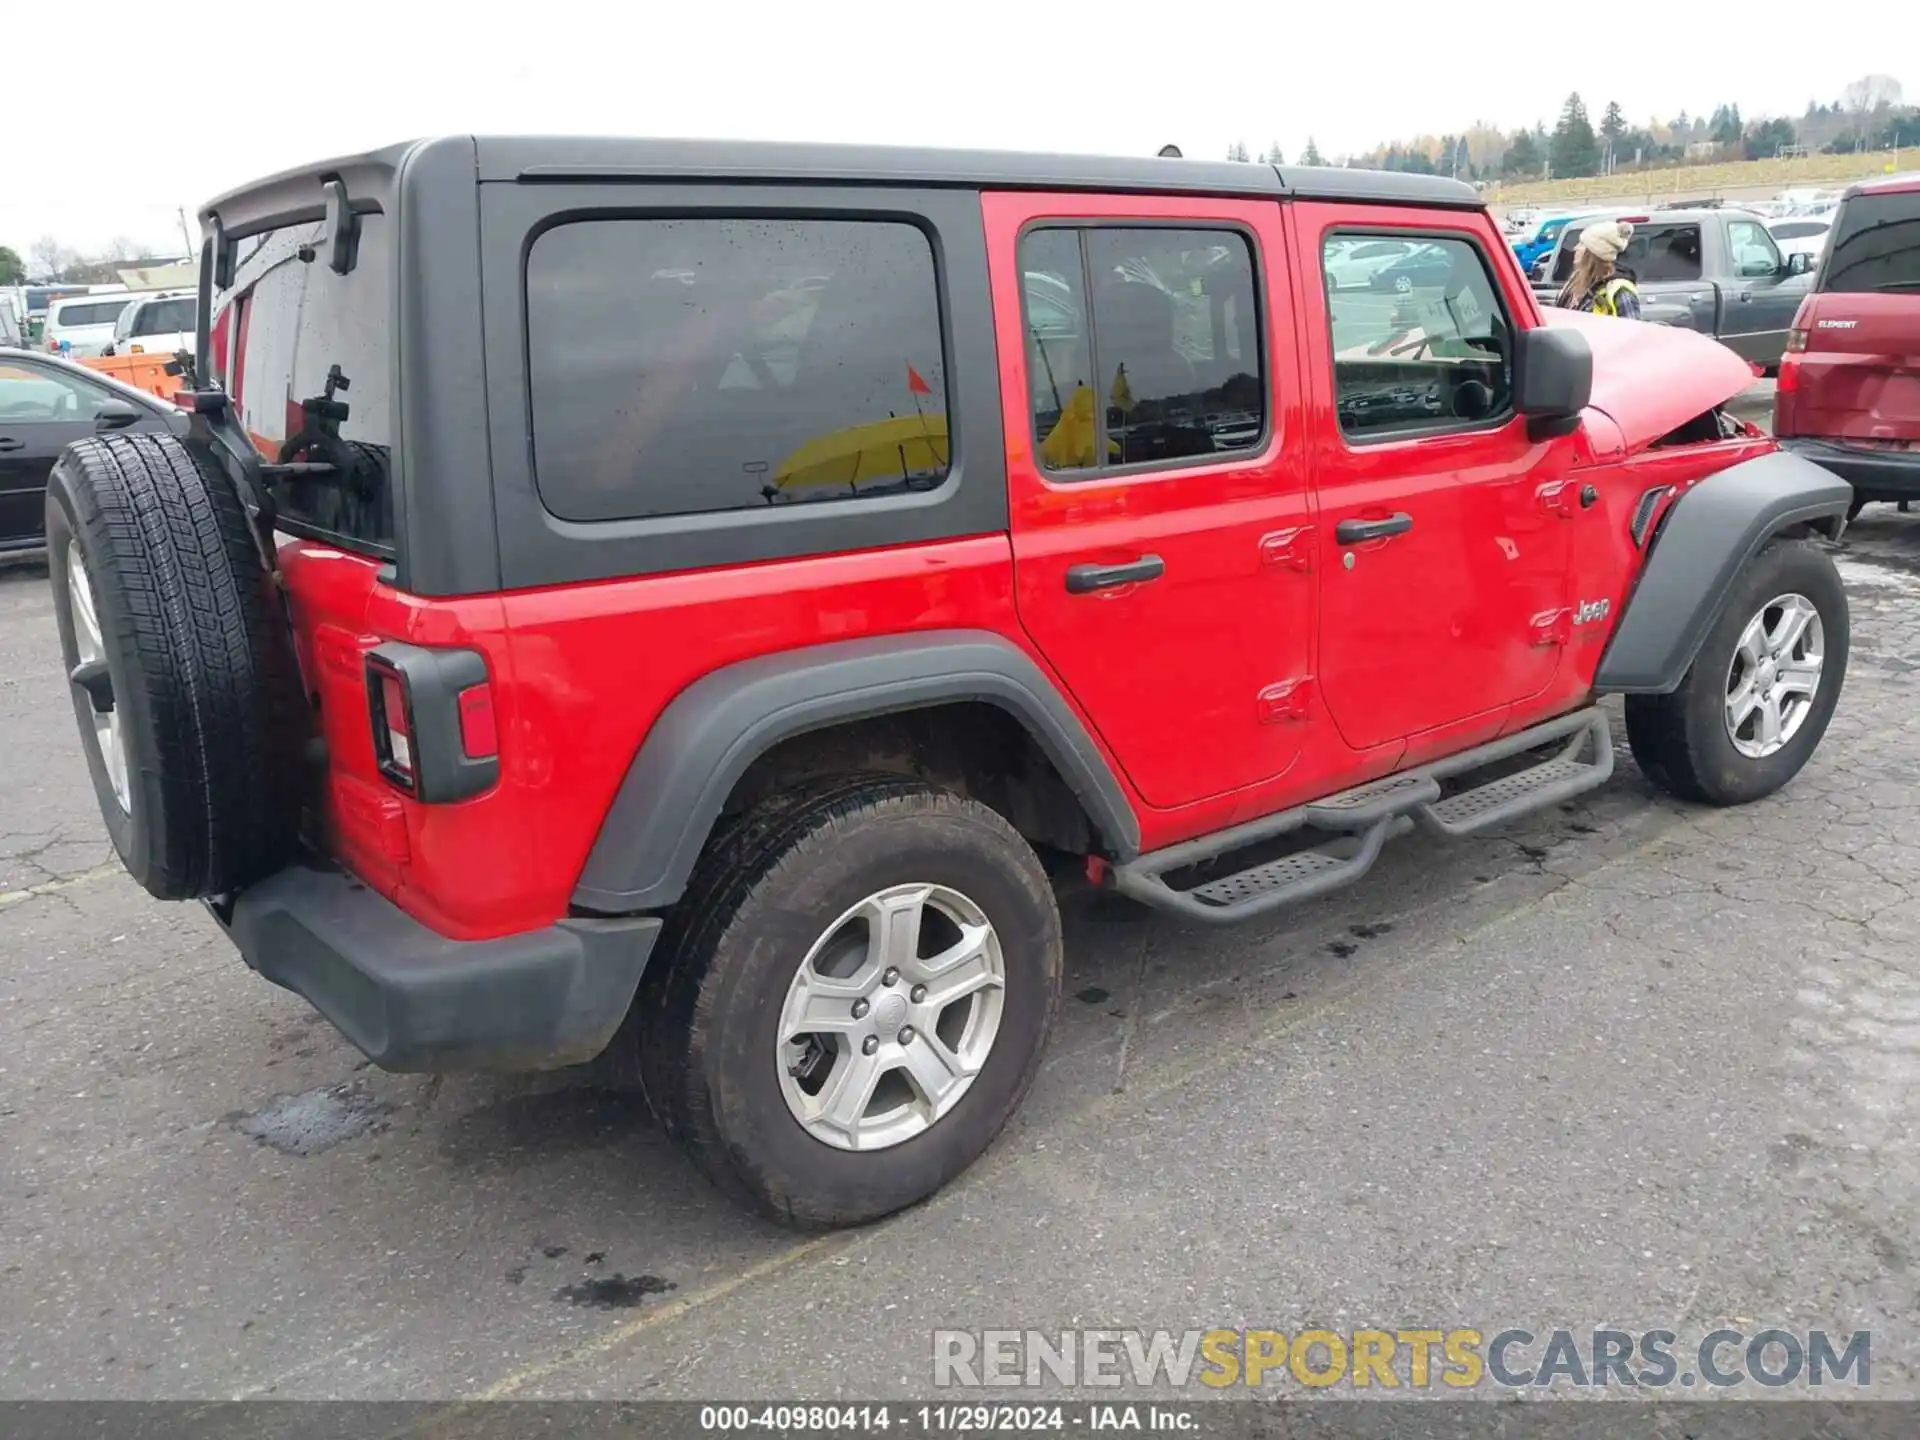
{"left": 569, "top": 630, "right": 1140, "bottom": 914}
{"left": 1594, "top": 449, "right": 1851, "bottom": 694}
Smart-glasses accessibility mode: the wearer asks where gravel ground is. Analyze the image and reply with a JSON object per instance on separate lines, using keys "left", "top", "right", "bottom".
{"left": 2, "top": 476, "right": 1915, "bottom": 1403}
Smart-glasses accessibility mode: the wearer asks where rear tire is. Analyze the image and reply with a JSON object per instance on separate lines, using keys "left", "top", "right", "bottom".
{"left": 1626, "top": 538, "right": 1847, "bottom": 806}
{"left": 633, "top": 776, "right": 1062, "bottom": 1228}
{"left": 45, "top": 434, "right": 308, "bottom": 899}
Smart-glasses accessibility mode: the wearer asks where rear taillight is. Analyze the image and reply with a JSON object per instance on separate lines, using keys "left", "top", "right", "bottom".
{"left": 1777, "top": 348, "right": 1802, "bottom": 397}
{"left": 1784, "top": 327, "right": 1808, "bottom": 355}
{"left": 366, "top": 645, "right": 499, "bottom": 803}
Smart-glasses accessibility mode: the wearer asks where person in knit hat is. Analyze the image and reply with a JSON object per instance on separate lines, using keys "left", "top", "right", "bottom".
{"left": 1555, "top": 219, "right": 1642, "bottom": 319}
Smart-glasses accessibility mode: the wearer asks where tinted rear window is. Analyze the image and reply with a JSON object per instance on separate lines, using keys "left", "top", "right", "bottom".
{"left": 1823, "top": 191, "right": 1920, "bottom": 293}
{"left": 525, "top": 217, "right": 948, "bottom": 523}
{"left": 131, "top": 297, "right": 195, "bottom": 337}
{"left": 54, "top": 299, "right": 130, "bottom": 327}
{"left": 214, "top": 214, "right": 393, "bottom": 550}
{"left": 1770, "top": 221, "right": 1828, "bottom": 240}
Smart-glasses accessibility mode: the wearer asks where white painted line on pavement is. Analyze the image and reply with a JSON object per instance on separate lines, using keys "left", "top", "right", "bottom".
{"left": 0, "top": 860, "right": 122, "bottom": 911}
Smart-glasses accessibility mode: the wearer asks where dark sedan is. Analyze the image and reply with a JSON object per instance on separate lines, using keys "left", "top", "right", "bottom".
{"left": 0, "top": 350, "right": 186, "bottom": 551}
{"left": 1368, "top": 243, "right": 1456, "bottom": 295}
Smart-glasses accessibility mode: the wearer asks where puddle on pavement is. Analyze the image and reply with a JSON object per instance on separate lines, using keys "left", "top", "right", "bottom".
{"left": 554, "top": 1273, "right": 677, "bottom": 1309}
{"left": 232, "top": 1083, "right": 392, "bottom": 1156}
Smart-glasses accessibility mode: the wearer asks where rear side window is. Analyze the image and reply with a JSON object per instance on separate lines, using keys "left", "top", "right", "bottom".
{"left": 53, "top": 299, "right": 130, "bottom": 327}
{"left": 1770, "top": 221, "right": 1828, "bottom": 240}
{"left": 526, "top": 218, "right": 948, "bottom": 523}
{"left": 130, "top": 297, "right": 194, "bottom": 338}
{"left": 1553, "top": 222, "right": 1702, "bottom": 284}
{"left": 1823, "top": 191, "right": 1920, "bottom": 293}
{"left": 1017, "top": 225, "right": 1265, "bottom": 475}
{"left": 215, "top": 214, "right": 394, "bottom": 550}
{"left": 1323, "top": 232, "right": 1513, "bottom": 441}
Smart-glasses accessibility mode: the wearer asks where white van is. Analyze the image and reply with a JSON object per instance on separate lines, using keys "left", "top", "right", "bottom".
{"left": 105, "top": 291, "right": 197, "bottom": 358}
{"left": 43, "top": 291, "right": 135, "bottom": 358}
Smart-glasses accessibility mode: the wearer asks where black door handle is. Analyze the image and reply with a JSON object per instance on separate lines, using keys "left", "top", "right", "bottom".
{"left": 1334, "top": 513, "right": 1413, "bottom": 545}
{"left": 1065, "top": 554, "right": 1165, "bottom": 594}
{"left": 0, "top": 438, "right": 25, "bottom": 452}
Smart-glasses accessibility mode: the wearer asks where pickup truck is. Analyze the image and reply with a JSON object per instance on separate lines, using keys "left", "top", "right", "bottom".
{"left": 1532, "top": 207, "right": 1817, "bottom": 368}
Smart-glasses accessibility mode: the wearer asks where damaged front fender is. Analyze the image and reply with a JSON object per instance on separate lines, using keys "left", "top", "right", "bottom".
{"left": 1594, "top": 449, "right": 1851, "bottom": 694}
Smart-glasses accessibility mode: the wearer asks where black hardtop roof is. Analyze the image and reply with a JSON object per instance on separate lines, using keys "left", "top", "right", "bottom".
{"left": 199, "top": 135, "right": 1482, "bottom": 237}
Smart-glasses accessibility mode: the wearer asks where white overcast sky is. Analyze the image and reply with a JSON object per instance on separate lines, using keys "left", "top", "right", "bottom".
{"left": 5, "top": 2, "right": 1905, "bottom": 258}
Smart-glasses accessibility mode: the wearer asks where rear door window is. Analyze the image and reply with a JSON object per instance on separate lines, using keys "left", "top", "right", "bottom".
{"left": 1823, "top": 190, "right": 1920, "bottom": 293}
{"left": 1017, "top": 225, "right": 1265, "bottom": 474}
{"left": 216, "top": 213, "right": 394, "bottom": 549}
{"left": 1553, "top": 222, "right": 1702, "bottom": 284}
{"left": 525, "top": 218, "right": 948, "bottom": 522}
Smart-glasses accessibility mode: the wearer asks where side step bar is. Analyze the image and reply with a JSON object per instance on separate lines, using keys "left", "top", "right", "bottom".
{"left": 1111, "top": 708, "right": 1613, "bottom": 925}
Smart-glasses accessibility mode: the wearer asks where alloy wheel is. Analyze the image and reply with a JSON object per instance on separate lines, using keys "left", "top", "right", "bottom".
{"left": 776, "top": 883, "right": 1007, "bottom": 1152}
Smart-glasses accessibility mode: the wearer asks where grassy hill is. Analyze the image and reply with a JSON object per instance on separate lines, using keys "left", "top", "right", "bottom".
{"left": 1485, "top": 150, "right": 1908, "bottom": 208}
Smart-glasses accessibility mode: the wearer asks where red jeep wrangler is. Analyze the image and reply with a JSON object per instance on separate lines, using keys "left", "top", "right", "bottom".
{"left": 46, "top": 138, "right": 1851, "bottom": 1228}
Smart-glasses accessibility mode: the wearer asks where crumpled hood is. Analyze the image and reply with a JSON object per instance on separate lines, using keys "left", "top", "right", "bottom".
{"left": 1539, "top": 308, "right": 1757, "bottom": 453}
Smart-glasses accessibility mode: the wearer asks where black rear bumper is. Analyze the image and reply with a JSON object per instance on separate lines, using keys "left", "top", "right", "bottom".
{"left": 211, "top": 866, "right": 659, "bottom": 1072}
{"left": 1781, "top": 438, "right": 1920, "bottom": 497}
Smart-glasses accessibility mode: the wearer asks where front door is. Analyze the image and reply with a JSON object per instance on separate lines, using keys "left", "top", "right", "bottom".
{"left": 985, "top": 192, "right": 1317, "bottom": 811}
{"left": 1295, "top": 204, "right": 1577, "bottom": 751}
{"left": 0, "top": 359, "right": 123, "bottom": 550}
{"left": 1721, "top": 217, "right": 1811, "bottom": 366}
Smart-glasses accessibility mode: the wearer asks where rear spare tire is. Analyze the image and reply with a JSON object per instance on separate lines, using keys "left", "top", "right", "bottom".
{"left": 45, "top": 433, "right": 308, "bottom": 900}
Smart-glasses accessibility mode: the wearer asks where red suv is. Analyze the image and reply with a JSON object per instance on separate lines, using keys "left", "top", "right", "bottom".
{"left": 1776, "top": 172, "right": 1920, "bottom": 511}
{"left": 45, "top": 138, "right": 1852, "bottom": 1228}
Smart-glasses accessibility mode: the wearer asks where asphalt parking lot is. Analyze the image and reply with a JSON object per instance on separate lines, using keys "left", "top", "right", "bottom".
{"left": 4, "top": 481, "right": 1918, "bottom": 1402}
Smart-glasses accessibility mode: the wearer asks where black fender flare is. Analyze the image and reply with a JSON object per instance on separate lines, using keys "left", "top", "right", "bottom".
{"left": 1594, "top": 448, "right": 1851, "bottom": 694}
{"left": 569, "top": 630, "right": 1140, "bottom": 914}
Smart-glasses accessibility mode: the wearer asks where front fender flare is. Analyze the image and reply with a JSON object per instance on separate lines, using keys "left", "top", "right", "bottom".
{"left": 1594, "top": 449, "right": 1851, "bottom": 694}
{"left": 570, "top": 630, "right": 1140, "bottom": 914}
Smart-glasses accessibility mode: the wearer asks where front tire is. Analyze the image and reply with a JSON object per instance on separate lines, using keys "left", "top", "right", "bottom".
{"left": 1626, "top": 537, "right": 1847, "bottom": 806}
{"left": 633, "top": 777, "right": 1062, "bottom": 1228}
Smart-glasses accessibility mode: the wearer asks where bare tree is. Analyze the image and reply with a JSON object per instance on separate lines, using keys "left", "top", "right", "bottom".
{"left": 102, "top": 235, "right": 142, "bottom": 262}
{"left": 1841, "top": 74, "right": 1904, "bottom": 144}
{"left": 28, "top": 235, "right": 62, "bottom": 280}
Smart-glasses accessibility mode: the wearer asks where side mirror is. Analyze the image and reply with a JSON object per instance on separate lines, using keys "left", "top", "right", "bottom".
{"left": 1786, "top": 252, "right": 1815, "bottom": 276}
{"left": 1514, "top": 326, "right": 1592, "bottom": 440}
{"left": 93, "top": 401, "right": 142, "bottom": 432}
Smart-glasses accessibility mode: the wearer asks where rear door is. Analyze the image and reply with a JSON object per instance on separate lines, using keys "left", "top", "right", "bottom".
{"left": 1722, "top": 217, "right": 1811, "bottom": 365}
{"left": 1782, "top": 186, "right": 1920, "bottom": 445}
{"left": 1294, "top": 203, "right": 1577, "bottom": 751}
{"left": 986, "top": 190, "right": 1319, "bottom": 810}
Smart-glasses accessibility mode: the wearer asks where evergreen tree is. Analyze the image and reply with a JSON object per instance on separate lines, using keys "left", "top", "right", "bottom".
{"left": 1302, "top": 136, "right": 1325, "bottom": 166}
{"left": 1550, "top": 93, "right": 1601, "bottom": 178}
{"left": 1504, "top": 129, "right": 1544, "bottom": 178}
